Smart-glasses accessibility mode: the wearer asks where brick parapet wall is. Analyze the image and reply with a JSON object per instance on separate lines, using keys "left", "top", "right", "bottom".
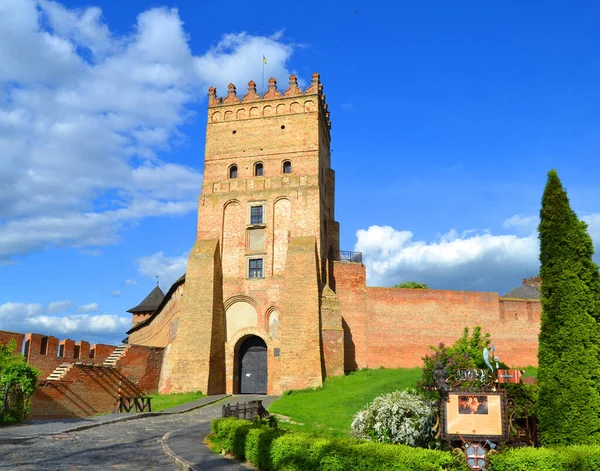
{"left": 28, "top": 343, "right": 165, "bottom": 420}
{"left": 0, "top": 331, "right": 117, "bottom": 378}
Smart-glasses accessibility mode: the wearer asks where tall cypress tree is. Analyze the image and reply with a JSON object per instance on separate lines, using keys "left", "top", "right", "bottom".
{"left": 537, "top": 169, "right": 600, "bottom": 445}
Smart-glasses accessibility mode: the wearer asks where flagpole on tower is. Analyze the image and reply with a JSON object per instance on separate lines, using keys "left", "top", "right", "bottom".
{"left": 262, "top": 55, "right": 266, "bottom": 95}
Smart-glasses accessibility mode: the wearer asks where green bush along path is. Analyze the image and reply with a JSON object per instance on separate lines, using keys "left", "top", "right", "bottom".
{"left": 268, "top": 368, "right": 421, "bottom": 437}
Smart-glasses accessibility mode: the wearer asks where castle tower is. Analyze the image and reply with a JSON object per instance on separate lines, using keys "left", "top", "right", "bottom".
{"left": 159, "top": 73, "right": 342, "bottom": 394}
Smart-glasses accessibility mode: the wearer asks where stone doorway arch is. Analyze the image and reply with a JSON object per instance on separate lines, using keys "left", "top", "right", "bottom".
{"left": 238, "top": 335, "right": 268, "bottom": 394}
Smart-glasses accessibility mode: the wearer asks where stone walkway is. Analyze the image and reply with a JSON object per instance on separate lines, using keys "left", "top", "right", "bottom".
{"left": 0, "top": 395, "right": 278, "bottom": 470}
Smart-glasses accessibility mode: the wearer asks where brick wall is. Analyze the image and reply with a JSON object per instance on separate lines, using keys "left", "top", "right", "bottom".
{"left": 0, "top": 330, "right": 24, "bottom": 353}
{"left": 279, "top": 236, "right": 323, "bottom": 392}
{"left": 1, "top": 331, "right": 118, "bottom": 378}
{"left": 115, "top": 345, "right": 164, "bottom": 393}
{"left": 28, "top": 344, "right": 164, "bottom": 420}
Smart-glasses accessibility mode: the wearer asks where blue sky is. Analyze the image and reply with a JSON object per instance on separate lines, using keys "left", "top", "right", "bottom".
{"left": 1, "top": 0, "right": 600, "bottom": 345}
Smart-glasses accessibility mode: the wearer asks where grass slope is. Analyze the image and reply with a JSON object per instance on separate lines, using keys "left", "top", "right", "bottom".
{"left": 150, "top": 391, "right": 205, "bottom": 411}
{"left": 268, "top": 368, "right": 421, "bottom": 437}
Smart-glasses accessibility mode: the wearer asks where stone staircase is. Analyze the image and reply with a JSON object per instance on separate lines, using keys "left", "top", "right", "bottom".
{"left": 102, "top": 344, "right": 129, "bottom": 368}
{"left": 46, "top": 363, "right": 72, "bottom": 381}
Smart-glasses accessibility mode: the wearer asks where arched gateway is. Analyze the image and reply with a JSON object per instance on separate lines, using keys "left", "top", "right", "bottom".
{"left": 238, "top": 336, "right": 267, "bottom": 394}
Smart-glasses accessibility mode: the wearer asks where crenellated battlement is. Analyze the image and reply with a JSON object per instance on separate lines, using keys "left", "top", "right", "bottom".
{"left": 0, "top": 330, "right": 117, "bottom": 377}
{"left": 207, "top": 73, "right": 331, "bottom": 129}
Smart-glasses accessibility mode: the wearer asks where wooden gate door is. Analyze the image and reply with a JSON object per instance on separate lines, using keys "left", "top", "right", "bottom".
{"left": 239, "top": 336, "right": 267, "bottom": 394}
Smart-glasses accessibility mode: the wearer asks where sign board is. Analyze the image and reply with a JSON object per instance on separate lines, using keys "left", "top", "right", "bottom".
{"left": 441, "top": 390, "right": 507, "bottom": 442}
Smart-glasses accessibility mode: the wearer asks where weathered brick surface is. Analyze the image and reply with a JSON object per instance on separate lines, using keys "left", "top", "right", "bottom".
{"left": 279, "top": 236, "right": 323, "bottom": 392}
{"left": 115, "top": 345, "right": 164, "bottom": 393}
{"left": 159, "top": 239, "right": 225, "bottom": 394}
{"left": 321, "top": 285, "right": 345, "bottom": 377}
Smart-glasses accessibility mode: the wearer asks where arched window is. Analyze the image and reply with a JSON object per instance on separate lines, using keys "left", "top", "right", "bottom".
{"left": 254, "top": 162, "right": 263, "bottom": 177}
{"left": 282, "top": 160, "right": 292, "bottom": 174}
{"left": 229, "top": 165, "right": 238, "bottom": 179}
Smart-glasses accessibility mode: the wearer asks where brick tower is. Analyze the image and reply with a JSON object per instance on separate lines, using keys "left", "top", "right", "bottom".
{"left": 158, "top": 73, "right": 343, "bottom": 395}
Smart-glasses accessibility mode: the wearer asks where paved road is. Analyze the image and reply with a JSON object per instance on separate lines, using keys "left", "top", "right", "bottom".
{"left": 0, "top": 395, "right": 276, "bottom": 471}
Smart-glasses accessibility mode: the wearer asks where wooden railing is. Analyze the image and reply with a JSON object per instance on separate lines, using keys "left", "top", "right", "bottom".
{"left": 118, "top": 396, "right": 152, "bottom": 413}
{"left": 222, "top": 400, "right": 270, "bottom": 420}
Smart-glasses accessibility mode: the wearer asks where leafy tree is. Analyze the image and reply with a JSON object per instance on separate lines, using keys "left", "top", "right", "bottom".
{"left": 0, "top": 340, "right": 40, "bottom": 424}
{"left": 393, "top": 281, "right": 430, "bottom": 289}
{"left": 537, "top": 169, "right": 600, "bottom": 445}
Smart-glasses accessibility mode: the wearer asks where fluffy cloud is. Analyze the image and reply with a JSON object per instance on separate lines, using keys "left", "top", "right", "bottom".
{"left": 77, "top": 302, "right": 99, "bottom": 313}
{"left": 124, "top": 279, "right": 137, "bottom": 286}
{"left": 46, "top": 300, "right": 73, "bottom": 313}
{"left": 0, "top": 1, "right": 298, "bottom": 263}
{"left": 0, "top": 302, "right": 43, "bottom": 322}
{"left": 0, "top": 300, "right": 129, "bottom": 343}
{"left": 136, "top": 251, "right": 188, "bottom": 290}
{"left": 355, "top": 213, "right": 600, "bottom": 294}
{"left": 27, "top": 314, "right": 129, "bottom": 335}
{"left": 109, "top": 290, "right": 121, "bottom": 297}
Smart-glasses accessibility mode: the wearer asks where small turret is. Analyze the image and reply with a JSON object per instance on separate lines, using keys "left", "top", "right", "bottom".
{"left": 127, "top": 285, "right": 165, "bottom": 326}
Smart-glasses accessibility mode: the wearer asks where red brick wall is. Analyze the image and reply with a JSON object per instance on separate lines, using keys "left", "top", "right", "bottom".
{"left": 29, "top": 345, "right": 164, "bottom": 420}
{"left": 361, "top": 287, "right": 539, "bottom": 368}
{"left": 0, "top": 330, "right": 25, "bottom": 353}
{"left": 29, "top": 364, "right": 145, "bottom": 420}
{"left": 334, "top": 267, "right": 541, "bottom": 371}
{"left": 115, "top": 345, "right": 164, "bottom": 394}
{"left": 333, "top": 262, "right": 368, "bottom": 370}
{"left": 0, "top": 332, "right": 118, "bottom": 378}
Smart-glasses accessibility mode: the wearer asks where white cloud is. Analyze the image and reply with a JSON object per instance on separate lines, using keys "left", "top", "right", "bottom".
{"left": 502, "top": 214, "right": 538, "bottom": 233}
{"left": 355, "top": 213, "right": 600, "bottom": 293}
{"left": 0, "top": 300, "right": 129, "bottom": 342}
{"left": 136, "top": 251, "right": 188, "bottom": 290}
{"left": 0, "top": 1, "right": 299, "bottom": 263}
{"left": 46, "top": 300, "right": 73, "bottom": 313}
{"left": 109, "top": 290, "right": 121, "bottom": 297}
{"left": 0, "top": 302, "right": 43, "bottom": 321}
{"left": 27, "top": 314, "right": 130, "bottom": 335}
{"left": 77, "top": 302, "right": 99, "bottom": 313}
{"left": 124, "top": 279, "right": 137, "bottom": 285}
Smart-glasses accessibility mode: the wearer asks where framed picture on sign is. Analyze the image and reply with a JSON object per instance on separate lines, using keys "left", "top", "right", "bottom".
{"left": 441, "top": 390, "right": 507, "bottom": 441}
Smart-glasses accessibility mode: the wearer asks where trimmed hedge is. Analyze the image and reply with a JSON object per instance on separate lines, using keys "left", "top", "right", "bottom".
{"left": 211, "top": 417, "right": 464, "bottom": 471}
{"left": 210, "top": 418, "right": 600, "bottom": 471}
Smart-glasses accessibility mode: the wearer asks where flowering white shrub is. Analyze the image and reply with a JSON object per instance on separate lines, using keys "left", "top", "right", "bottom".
{"left": 350, "top": 389, "right": 437, "bottom": 448}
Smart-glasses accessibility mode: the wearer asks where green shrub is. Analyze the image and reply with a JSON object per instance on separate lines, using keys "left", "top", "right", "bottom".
{"left": 211, "top": 417, "right": 260, "bottom": 460}
{"left": 245, "top": 426, "right": 286, "bottom": 471}
{"left": 488, "top": 445, "right": 600, "bottom": 471}
{"left": 350, "top": 389, "right": 437, "bottom": 447}
{"left": 211, "top": 417, "right": 600, "bottom": 471}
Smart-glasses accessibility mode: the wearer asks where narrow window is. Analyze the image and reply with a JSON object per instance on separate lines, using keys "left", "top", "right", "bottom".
{"left": 254, "top": 162, "right": 263, "bottom": 176}
{"left": 229, "top": 165, "right": 238, "bottom": 179}
{"left": 250, "top": 206, "right": 263, "bottom": 225}
{"left": 249, "top": 258, "right": 263, "bottom": 278}
{"left": 40, "top": 336, "right": 48, "bottom": 355}
{"left": 282, "top": 160, "right": 291, "bottom": 174}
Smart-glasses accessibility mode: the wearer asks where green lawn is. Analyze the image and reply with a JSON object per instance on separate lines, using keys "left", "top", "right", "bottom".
{"left": 150, "top": 390, "right": 206, "bottom": 411}
{"left": 268, "top": 368, "right": 422, "bottom": 437}
{"left": 522, "top": 366, "right": 538, "bottom": 378}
